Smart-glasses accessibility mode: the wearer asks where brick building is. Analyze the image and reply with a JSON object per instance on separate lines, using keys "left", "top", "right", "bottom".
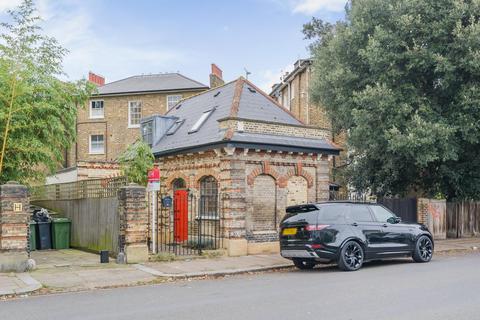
{"left": 144, "top": 77, "right": 339, "bottom": 255}
{"left": 51, "top": 67, "right": 224, "bottom": 183}
{"left": 270, "top": 58, "right": 347, "bottom": 190}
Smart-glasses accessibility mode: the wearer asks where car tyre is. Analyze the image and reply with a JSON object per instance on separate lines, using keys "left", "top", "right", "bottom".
{"left": 338, "top": 240, "right": 364, "bottom": 271}
{"left": 413, "top": 235, "right": 433, "bottom": 263}
{"left": 293, "top": 258, "right": 316, "bottom": 270}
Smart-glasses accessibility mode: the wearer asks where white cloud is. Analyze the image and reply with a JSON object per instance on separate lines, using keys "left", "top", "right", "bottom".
{"left": 0, "top": 0, "right": 22, "bottom": 13}
{"left": 259, "top": 63, "right": 294, "bottom": 93}
{"left": 33, "top": 0, "right": 184, "bottom": 81}
{"left": 292, "top": 0, "right": 346, "bottom": 15}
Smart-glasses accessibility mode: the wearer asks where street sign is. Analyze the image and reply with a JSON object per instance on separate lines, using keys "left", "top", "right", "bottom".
{"left": 147, "top": 181, "right": 160, "bottom": 191}
{"left": 147, "top": 167, "right": 160, "bottom": 182}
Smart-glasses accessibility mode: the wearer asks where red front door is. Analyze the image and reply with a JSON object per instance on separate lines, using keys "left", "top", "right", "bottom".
{"left": 174, "top": 190, "right": 188, "bottom": 242}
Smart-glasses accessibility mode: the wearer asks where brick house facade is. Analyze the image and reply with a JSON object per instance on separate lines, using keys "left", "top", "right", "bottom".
{"left": 54, "top": 68, "right": 223, "bottom": 183}
{"left": 146, "top": 77, "right": 339, "bottom": 255}
{"left": 270, "top": 59, "right": 347, "bottom": 189}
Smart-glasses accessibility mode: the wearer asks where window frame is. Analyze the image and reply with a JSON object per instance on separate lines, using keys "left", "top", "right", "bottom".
{"left": 128, "top": 101, "right": 142, "bottom": 128}
{"left": 369, "top": 205, "right": 397, "bottom": 223}
{"left": 290, "top": 81, "right": 295, "bottom": 101}
{"left": 166, "top": 94, "right": 183, "bottom": 110}
{"left": 198, "top": 176, "right": 219, "bottom": 220}
{"left": 89, "top": 134, "right": 105, "bottom": 155}
{"left": 348, "top": 204, "right": 375, "bottom": 223}
{"left": 188, "top": 108, "right": 215, "bottom": 134}
{"left": 166, "top": 119, "right": 185, "bottom": 136}
{"left": 89, "top": 100, "right": 104, "bottom": 119}
{"left": 141, "top": 120, "right": 153, "bottom": 146}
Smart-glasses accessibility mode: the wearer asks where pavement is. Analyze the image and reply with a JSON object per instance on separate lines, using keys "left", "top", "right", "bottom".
{"left": 0, "top": 237, "right": 479, "bottom": 298}
{"left": 1, "top": 251, "right": 480, "bottom": 320}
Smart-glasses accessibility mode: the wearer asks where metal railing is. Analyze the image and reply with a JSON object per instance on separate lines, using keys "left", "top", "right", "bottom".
{"left": 153, "top": 190, "right": 224, "bottom": 256}
{"left": 30, "top": 176, "right": 127, "bottom": 201}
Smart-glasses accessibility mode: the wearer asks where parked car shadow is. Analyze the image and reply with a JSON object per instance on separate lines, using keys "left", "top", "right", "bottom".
{"left": 289, "top": 258, "right": 415, "bottom": 273}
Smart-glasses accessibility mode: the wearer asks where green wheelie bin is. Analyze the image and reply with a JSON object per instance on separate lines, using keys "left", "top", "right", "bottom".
{"left": 29, "top": 221, "right": 37, "bottom": 251}
{"left": 51, "top": 217, "right": 71, "bottom": 249}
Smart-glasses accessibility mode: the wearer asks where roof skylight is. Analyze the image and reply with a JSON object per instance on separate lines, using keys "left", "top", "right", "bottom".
{"left": 166, "top": 119, "right": 185, "bottom": 135}
{"left": 189, "top": 108, "right": 215, "bottom": 133}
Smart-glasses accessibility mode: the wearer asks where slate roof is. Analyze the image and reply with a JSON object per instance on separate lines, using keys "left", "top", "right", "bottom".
{"left": 151, "top": 77, "right": 340, "bottom": 156}
{"left": 95, "top": 73, "right": 208, "bottom": 96}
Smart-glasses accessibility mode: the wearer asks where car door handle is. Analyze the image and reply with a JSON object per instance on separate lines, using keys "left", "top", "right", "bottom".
{"left": 382, "top": 224, "right": 388, "bottom": 228}
{"left": 352, "top": 222, "right": 358, "bottom": 227}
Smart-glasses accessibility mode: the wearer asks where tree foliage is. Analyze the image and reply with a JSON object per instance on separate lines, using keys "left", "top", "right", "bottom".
{"left": 118, "top": 140, "right": 155, "bottom": 186}
{"left": 307, "top": 0, "right": 480, "bottom": 200}
{"left": 0, "top": 0, "right": 94, "bottom": 184}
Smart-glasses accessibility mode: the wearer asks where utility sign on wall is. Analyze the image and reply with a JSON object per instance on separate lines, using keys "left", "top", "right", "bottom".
{"left": 13, "top": 203, "right": 22, "bottom": 212}
{"left": 147, "top": 166, "right": 160, "bottom": 192}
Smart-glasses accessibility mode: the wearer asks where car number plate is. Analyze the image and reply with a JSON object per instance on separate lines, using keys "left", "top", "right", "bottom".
{"left": 282, "top": 228, "right": 297, "bottom": 236}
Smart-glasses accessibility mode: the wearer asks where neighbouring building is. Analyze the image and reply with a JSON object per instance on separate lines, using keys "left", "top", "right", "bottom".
{"left": 142, "top": 77, "right": 340, "bottom": 256}
{"left": 50, "top": 65, "right": 225, "bottom": 183}
{"left": 270, "top": 58, "right": 347, "bottom": 191}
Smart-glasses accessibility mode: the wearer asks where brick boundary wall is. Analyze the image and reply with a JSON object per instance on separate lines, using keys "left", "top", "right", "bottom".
{"left": 0, "top": 181, "right": 32, "bottom": 272}
{"left": 118, "top": 184, "right": 149, "bottom": 263}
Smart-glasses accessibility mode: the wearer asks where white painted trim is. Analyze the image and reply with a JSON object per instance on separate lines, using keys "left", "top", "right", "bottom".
{"left": 89, "top": 134, "right": 105, "bottom": 155}
{"left": 89, "top": 100, "right": 104, "bottom": 119}
{"left": 128, "top": 100, "right": 142, "bottom": 128}
{"left": 166, "top": 94, "right": 183, "bottom": 111}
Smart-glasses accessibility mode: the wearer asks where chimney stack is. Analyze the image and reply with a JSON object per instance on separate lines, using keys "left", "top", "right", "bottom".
{"left": 209, "top": 64, "right": 224, "bottom": 88}
{"left": 88, "top": 71, "right": 105, "bottom": 86}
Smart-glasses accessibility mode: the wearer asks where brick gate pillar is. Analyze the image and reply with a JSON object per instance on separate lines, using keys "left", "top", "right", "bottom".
{"left": 118, "top": 183, "right": 148, "bottom": 263}
{"left": 220, "top": 156, "right": 248, "bottom": 256}
{"left": 0, "top": 181, "right": 32, "bottom": 272}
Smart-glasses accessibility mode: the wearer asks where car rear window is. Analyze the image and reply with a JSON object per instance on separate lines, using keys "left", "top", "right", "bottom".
{"left": 317, "top": 204, "right": 349, "bottom": 222}
{"left": 284, "top": 211, "right": 318, "bottom": 224}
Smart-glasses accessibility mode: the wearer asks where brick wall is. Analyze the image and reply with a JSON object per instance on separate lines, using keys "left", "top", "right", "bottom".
{"left": 219, "top": 118, "right": 330, "bottom": 140}
{"left": 118, "top": 184, "right": 149, "bottom": 263}
{"left": 158, "top": 148, "right": 331, "bottom": 246}
{"left": 0, "top": 181, "right": 31, "bottom": 272}
{"left": 72, "top": 90, "right": 203, "bottom": 165}
{"left": 0, "top": 182, "right": 29, "bottom": 253}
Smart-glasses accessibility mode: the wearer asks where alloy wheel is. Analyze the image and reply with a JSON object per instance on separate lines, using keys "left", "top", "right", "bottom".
{"left": 344, "top": 242, "right": 363, "bottom": 269}
{"left": 419, "top": 237, "right": 433, "bottom": 261}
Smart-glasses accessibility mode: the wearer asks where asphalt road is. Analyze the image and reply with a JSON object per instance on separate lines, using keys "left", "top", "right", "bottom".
{"left": 1, "top": 252, "right": 479, "bottom": 320}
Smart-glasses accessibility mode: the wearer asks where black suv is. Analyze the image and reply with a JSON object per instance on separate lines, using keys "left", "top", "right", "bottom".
{"left": 280, "top": 202, "right": 434, "bottom": 271}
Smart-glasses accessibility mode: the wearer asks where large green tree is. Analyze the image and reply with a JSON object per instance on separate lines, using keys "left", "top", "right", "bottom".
{"left": 307, "top": 0, "right": 480, "bottom": 200}
{"left": 0, "top": 0, "right": 94, "bottom": 184}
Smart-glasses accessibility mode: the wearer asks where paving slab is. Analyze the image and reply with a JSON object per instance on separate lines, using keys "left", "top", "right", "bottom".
{"left": 139, "top": 254, "right": 291, "bottom": 277}
{"left": 435, "top": 238, "right": 480, "bottom": 252}
{"left": 31, "top": 249, "right": 106, "bottom": 269}
{"left": 30, "top": 265, "right": 157, "bottom": 292}
{"left": 0, "top": 273, "right": 41, "bottom": 296}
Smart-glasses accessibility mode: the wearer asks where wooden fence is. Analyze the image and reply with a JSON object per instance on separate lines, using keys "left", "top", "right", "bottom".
{"left": 446, "top": 201, "right": 480, "bottom": 239}
{"left": 33, "top": 198, "right": 120, "bottom": 255}
{"left": 31, "top": 177, "right": 127, "bottom": 256}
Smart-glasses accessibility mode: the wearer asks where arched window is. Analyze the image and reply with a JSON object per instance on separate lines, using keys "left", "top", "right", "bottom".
{"left": 172, "top": 178, "right": 186, "bottom": 191}
{"left": 199, "top": 176, "right": 218, "bottom": 217}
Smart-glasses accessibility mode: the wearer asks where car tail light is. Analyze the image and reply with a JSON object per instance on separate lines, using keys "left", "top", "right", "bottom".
{"left": 305, "top": 224, "right": 330, "bottom": 231}
{"left": 310, "top": 244, "right": 323, "bottom": 249}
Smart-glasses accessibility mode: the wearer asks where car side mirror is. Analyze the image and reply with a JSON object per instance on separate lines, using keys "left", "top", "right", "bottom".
{"left": 388, "top": 217, "right": 401, "bottom": 224}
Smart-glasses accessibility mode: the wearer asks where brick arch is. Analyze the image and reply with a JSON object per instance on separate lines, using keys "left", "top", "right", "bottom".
{"left": 193, "top": 168, "right": 220, "bottom": 189}
{"left": 282, "top": 163, "right": 314, "bottom": 188}
{"left": 165, "top": 173, "right": 190, "bottom": 190}
{"left": 247, "top": 161, "right": 280, "bottom": 186}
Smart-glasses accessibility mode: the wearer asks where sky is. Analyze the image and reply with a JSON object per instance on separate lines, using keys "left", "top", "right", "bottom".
{"left": 0, "top": 0, "right": 346, "bottom": 92}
